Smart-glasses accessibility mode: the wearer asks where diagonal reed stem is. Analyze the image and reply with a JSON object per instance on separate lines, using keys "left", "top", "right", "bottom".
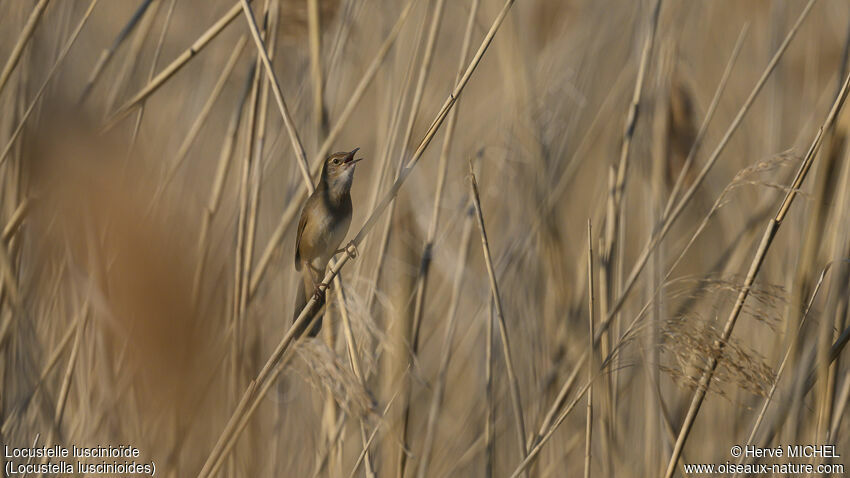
{"left": 239, "top": 0, "right": 312, "bottom": 190}
{"left": 0, "top": 0, "right": 50, "bottom": 97}
{"left": 106, "top": 1, "right": 250, "bottom": 127}
{"left": 528, "top": 7, "right": 815, "bottom": 459}
{"left": 595, "top": 0, "right": 818, "bottom": 346}
{"left": 247, "top": 0, "right": 417, "bottom": 298}
{"left": 663, "top": 57, "right": 850, "bottom": 478}
{"left": 0, "top": 0, "right": 100, "bottom": 167}
{"left": 469, "top": 163, "right": 528, "bottom": 466}
{"left": 195, "top": 2, "right": 517, "bottom": 474}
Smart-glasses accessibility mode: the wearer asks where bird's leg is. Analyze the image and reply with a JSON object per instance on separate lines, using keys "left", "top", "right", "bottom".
{"left": 335, "top": 241, "right": 359, "bottom": 260}
{"left": 308, "top": 263, "right": 330, "bottom": 300}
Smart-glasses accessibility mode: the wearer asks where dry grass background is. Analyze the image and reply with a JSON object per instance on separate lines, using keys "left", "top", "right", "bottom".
{"left": 1, "top": 0, "right": 850, "bottom": 476}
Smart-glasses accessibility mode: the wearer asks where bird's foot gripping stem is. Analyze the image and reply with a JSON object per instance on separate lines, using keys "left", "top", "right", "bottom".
{"left": 312, "top": 282, "right": 330, "bottom": 302}
{"left": 336, "top": 241, "right": 359, "bottom": 260}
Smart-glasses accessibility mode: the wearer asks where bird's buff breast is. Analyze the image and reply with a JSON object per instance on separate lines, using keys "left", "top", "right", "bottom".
{"left": 302, "top": 206, "right": 351, "bottom": 270}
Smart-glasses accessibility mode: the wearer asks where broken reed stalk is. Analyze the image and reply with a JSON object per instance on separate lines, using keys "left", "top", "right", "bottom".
{"left": 469, "top": 163, "right": 528, "bottom": 464}
{"left": 663, "top": 61, "right": 850, "bottom": 478}
{"left": 195, "top": 1, "right": 517, "bottom": 474}
{"left": 247, "top": 0, "right": 417, "bottom": 298}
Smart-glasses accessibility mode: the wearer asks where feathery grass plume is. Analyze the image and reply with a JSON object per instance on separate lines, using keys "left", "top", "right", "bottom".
{"left": 293, "top": 340, "right": 375, "bottom": 418}
{"left": 659, "top": 312, "right": 775, "bottom": 399}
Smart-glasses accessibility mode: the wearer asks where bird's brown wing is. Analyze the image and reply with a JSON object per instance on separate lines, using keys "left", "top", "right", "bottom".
{"left": 295, "top": 208, "right": 307, "bottom": 271}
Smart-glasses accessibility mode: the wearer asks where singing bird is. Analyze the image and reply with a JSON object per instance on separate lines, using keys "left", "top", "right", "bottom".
{"left": 293, "top": 148, "right": 363, "bottom": 337}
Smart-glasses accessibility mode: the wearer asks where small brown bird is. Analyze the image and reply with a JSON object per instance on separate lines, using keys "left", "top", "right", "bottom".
{"left": 293, "top": 148, "right": 363, "bottom": 337}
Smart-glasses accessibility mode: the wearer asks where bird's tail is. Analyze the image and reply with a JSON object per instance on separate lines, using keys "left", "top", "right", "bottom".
{"left": 293, "top": 276, "right": 324, "bottom": 338}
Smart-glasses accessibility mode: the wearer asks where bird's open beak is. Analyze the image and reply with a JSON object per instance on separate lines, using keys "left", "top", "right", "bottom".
{"left": 343, "top": 147, "right": 363, "bottom": 165}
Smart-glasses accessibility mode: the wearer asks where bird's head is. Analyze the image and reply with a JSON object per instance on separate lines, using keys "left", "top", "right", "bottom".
{"left": 321, "top": 147, "right": 363, "bottom": 195}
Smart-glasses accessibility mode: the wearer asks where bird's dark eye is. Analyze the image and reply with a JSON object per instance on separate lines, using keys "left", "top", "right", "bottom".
{"left": 332, "top": 158, "right": 340, "bottom": 165}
